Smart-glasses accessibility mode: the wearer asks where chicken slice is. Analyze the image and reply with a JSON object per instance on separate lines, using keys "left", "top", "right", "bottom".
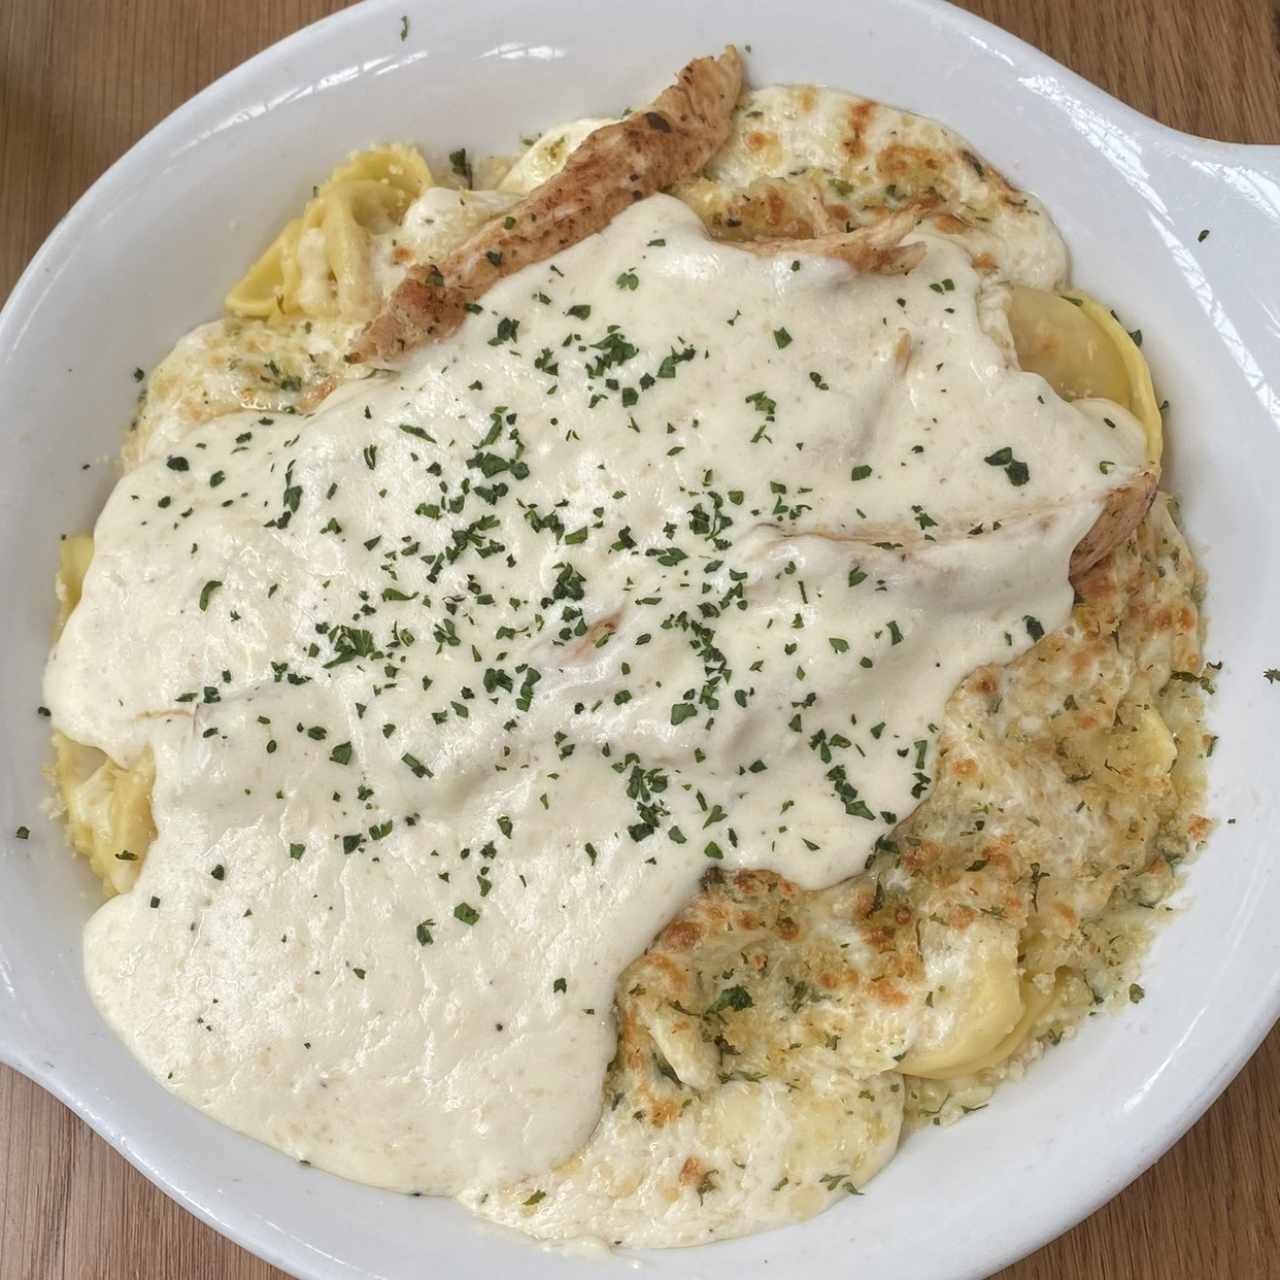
{"left": 352, "top": 46, "right": 744, "bottom": 362}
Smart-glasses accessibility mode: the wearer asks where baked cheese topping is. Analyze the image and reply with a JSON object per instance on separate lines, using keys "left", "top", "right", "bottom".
{"left": 45, "top": 195, "right": 1146, "bottom": 1196}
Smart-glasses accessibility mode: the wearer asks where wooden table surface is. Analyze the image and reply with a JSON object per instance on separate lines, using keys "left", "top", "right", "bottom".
{"left": 2, "top": 2, "right": 1278, "bottom": 1276}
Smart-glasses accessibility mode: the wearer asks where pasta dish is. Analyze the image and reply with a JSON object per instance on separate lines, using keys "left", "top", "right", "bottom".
{"left": 43, "top": 49, "right": 1210, "bottom": 1246}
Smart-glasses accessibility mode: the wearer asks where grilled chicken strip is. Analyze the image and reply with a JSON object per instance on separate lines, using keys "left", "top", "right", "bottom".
{"left": 352, "top": 46, "right": 744, "bottom": 362}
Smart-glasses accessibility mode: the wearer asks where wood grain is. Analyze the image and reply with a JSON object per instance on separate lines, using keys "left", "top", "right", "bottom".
{"left": 2, "top": 2, "right": 1277, "bottom": 1277}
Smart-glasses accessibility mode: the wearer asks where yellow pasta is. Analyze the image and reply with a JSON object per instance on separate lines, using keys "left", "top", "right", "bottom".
{"left": 51, "top": 734, "right": 156, "bottom": 896}
{"left": 911, "top": 974, "right": 1064, "bottom": 1082}
{"left": 1108, "top": 702, "right": 1178, "bottom": 780}
{"left": 108, "top": 750, "right": 158, "bottom": 882}
{"left": 898, "top": 919, "right": 1025, "bottom": 1079}
{"left": 226, "top": 143, "right": 432, "bottom": 322}
{"left": 51, "top": 533, "right": 159, "bottom": 893}
{"left": 1008, "top": 286, "right": 1162, "bottom": 463}
{"left": 1062, "top": 290, "right": 1162, "bottom": 463}
{"left": 55, "top": 533, "right": 94, "bottom": 634}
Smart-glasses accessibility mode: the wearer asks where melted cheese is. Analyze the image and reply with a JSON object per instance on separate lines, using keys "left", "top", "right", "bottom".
{"left": 498, "top": 119, "right": 617, "bottom": 194}
{"left": 678, "top": 85, "right": 1068, "bottom": 290}
{"left": 463, "top": 1067, "right": 904, "bottom": 1247}
{"left": 46, "top": 195, "right": 1145, "bottom": 1214}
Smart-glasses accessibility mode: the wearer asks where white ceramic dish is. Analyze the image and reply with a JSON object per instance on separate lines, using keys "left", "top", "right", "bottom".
{"left": 2, "top": 2, "right": 1277, "bottom": 1276}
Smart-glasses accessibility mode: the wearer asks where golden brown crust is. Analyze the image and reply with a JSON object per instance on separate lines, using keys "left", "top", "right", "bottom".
{"left": 678, "top": 174, "right": 847, "bottom": 241}
{"left": 731, "top": 206, "right": 927, "bottom": 275}
{"left": 351, "top": 47, "right": 745, "bottom": 363}
{"left": 612, "top": 866, "right": 925, "bottom": 1121}
{"left": 607, "top": 495, "right": 1206, "bottom": 1135}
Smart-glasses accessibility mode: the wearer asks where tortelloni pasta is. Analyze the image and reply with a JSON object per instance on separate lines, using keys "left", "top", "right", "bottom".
{"left": 52, "top": 734, "right": 155, "bottom": 896}
{"left": 225, "top": 144, "right": 433, "bottom": 322}
{"left": 895, "top": 918, "right": 1025, "bottom": 1079}
{"left": 1007, "top": 287, "right": 1163, "bottom": 462}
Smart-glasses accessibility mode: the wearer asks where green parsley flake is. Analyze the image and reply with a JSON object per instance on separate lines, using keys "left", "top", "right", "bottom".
{"left": 705, "top": 984, "right": 753, "bottom": 1014}
{"left": 984, "top": 447, "right": 1030, "bottom": 486}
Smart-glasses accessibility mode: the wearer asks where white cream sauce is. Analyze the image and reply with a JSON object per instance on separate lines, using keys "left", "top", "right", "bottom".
{"left": 45, "top": 194, "right": 1145, "bottom": 1197}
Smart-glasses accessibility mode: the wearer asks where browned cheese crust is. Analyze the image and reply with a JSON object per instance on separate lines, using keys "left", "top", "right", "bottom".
{"left": 611, "top": 497, "right": 1208, "bottom": 1118}
{"left": 732, "top": 205, "right": 927, "bottom": 275}
{"left": 613, "top": 867, "right": 921, "bottom": 1126}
